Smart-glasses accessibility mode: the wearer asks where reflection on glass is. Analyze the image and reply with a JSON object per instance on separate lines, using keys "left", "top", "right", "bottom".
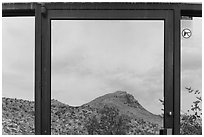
{"left": 51, "top": 20, "right": 164, "bottom": 135}
{"left": 2, "top": 17, "right": 35, "bottom": 135}
{"left": 180, "top": 17, "right": 202, "bottom": 135}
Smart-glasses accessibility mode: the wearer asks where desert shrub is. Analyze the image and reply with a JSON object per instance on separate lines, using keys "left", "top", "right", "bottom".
{"left": 180, "top": 113, "right": 202, "bottom": 135}
{"left": 85, "top": 105, "right": 130, "bottom": 135}
{"left": 159, "top": 87, "right": 202, "bottom": 135}
{"left": 128, "top": 118, "right": 160, "bottom": 135}
{"left": 180, "top": 87, "right": 202, "bottom": 135}
{"left": 85, "top": 115, "right": 100, "bottom": 134}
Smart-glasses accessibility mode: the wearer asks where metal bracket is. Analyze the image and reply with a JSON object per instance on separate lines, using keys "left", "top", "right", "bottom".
{"left": 181, "top": 16, "right": 193, "bottom": 20}
{"left": 41, "top": 3, "right": 47, "bottom": 17}
{"left": 160, "top": 128, "right": 173, "bottom": 135}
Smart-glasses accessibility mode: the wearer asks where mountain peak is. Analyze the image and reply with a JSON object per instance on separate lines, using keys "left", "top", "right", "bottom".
{"left": 86, "top": 91, "right": 143, "bottom": 111}
{"left": 112, "top": 91, "right": 142, "bottom": 108}
{"left": 85, "top": 91, "right": 162, "bottom": 125}
{"left": 114, "top": 90, "right": 127, "bottom": 94}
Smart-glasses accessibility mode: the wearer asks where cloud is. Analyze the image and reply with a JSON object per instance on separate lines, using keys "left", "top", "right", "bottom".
{"left": 181, "top": 43, "right": 202, "bottom": 72}
{"left": 2, "top": 17, "right": 35, "bottom": 101}
{"left": 51, "top": 20, "right": 165, "bottom": 114}
{"left": 2, "top": 17, "right": 201, "bottom": 115}
{"left": 180, "top": 17, "right": 202, "bottom": 113}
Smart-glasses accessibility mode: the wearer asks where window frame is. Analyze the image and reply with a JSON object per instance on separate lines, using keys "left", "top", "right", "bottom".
{"left": 2, "top": 2, "right": 202, "bottom": 135}
{"left": 47, "top": 9, "right": 174, "bottom": 135}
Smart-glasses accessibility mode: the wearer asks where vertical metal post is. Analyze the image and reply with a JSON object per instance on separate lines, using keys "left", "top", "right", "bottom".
{"left": 35, "top": 3, "right": 51, "bottom": 135}
{"left": 41, "top": 3, "right": 51, "bottom": 135}
{"left": 35, "top": 3, "right": 42, "bottom": 135}
{"left": 164, "top": 11, "right": 174, "bottom": 130}
{"left": 173, "top": 9, "right": 181, "bottom": 135}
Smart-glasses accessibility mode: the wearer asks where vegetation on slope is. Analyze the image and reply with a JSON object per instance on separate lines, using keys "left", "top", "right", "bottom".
{"left": 2, "top": 91, "right": 162, "bottom": 135}
{"left": 2, "top": 89, "right": 201, "bottom": 135}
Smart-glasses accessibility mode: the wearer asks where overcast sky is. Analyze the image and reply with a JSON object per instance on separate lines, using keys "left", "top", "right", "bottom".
{"left": 2, "top": 17, "right": 202, "bottom": 115}
{"left": 181, "top": 18, "right": 202, "bottom": 114}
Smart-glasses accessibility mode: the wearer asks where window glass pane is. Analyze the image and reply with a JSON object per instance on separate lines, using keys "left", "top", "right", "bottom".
{"left": 180, "top": 17, "right": 202, "bottom": 135}
{"left": 51, "top": 20, "right": 164, "bottom": 135}
{"left": 2, "top": 17, "right": 35, "bottom": 135}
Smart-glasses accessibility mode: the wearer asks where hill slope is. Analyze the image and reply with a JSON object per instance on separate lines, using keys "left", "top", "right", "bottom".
{"left": 85, "top": 91, "right": 162, "bottom": 125}
{"left": 2, "top": 91, "right": 162, "bottom": 135}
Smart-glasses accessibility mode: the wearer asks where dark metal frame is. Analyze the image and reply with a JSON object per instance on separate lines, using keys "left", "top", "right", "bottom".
{"left": 2, "top": 2, "right": 202, "bottom": 135}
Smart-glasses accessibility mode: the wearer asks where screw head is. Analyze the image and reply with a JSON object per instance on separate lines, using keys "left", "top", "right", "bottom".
{"left": 41, "top": 6, "right": 47, "bottom": 16}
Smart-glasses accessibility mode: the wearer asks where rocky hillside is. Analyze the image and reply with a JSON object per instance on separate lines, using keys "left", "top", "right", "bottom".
{"left": 2, "top": 91, "right": 162, "bottom": 135}
{"left": 2, "top": 98, "right": 35, "bottom": 135}
{"left": 85, "top": 91, "right": 162, "bottom": 125}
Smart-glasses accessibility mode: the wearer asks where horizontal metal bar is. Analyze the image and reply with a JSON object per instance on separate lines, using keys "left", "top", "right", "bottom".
{"left": 48, "top": 9, "right": 170, "bottom": 20}
{"left": 2, "top": 3, "right": 36, "bottom": 17}
{"left": 181, "top": 10, "right": 202, "bottom": 17}
{"left": 2, "top": 3, "right": 202, "bottom": 11}
{"left": 43, "top": 2, "right": 202, "bottom": 11}
{"left": 2, "top": 2, "right": 202, "bottom": 17}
